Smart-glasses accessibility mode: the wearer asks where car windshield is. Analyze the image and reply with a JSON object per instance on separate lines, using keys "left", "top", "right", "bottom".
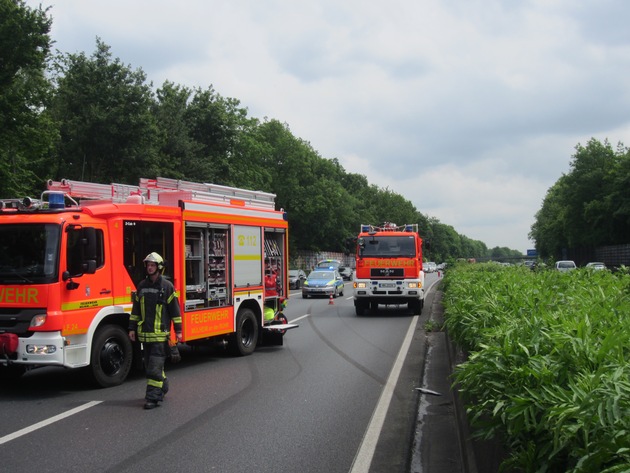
{"left": 360, "top": 236, "right": 416, "bottom": 257}
{"left": 558, "top": 262, "right": 575, "bottom": 268}
{"left": 309, "top": 271, "right": 334, "bottom": 280}
{"left": 288, "top": 270, "right": 299, "bottom": 276}
{"left": 315, "top": 260, "right": 340, "bottom": 269}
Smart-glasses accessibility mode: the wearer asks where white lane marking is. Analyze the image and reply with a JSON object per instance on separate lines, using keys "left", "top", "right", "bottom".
{"left": 349, "top": 315, "right": 419, "bottom": 473}
{"left": 289, "top": 314, "right": 310, "bottom": 323}
{"left": 0, "top": 400, "right": 102, "bottom": 445}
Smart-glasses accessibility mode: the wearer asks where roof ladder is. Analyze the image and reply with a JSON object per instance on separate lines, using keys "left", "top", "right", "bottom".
{"left": 141, "top": 177, "right": 277, "bottom": 209}
{"left": 46, "top": 179, "right": 158, "bottom": 204}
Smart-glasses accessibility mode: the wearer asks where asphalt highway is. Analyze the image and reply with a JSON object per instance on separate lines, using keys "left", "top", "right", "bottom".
{"left": 0, "top": 272, "right": 475, "bottom": 473}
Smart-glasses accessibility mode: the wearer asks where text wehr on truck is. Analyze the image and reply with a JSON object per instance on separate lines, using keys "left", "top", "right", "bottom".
{"left": 352, "top": 223, "right": 425, "bottom": 316}
{"left": 0, "top": 177, "right": 297, "bottom": 387}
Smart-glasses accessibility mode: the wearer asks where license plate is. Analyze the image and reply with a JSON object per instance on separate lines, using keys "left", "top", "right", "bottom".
{"left": 380, "top": 283, "right": 395, "bottom": 288}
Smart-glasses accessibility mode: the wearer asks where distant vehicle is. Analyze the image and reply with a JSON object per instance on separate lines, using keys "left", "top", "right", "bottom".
{"left": 288, "top": 269, "right": 307, "bottom": 289}
{"left": 339, "top": 266, "right": 353, "bottom": 280}
{"left": 302, "top": 270, "right": 344, "bottom": 298}
{"left": 555, "top": 260, "right": 577, "bottom": 272}
{"left": 585, "top": 262, "right": 607, "bottom": 270}
{"left": 437, "top": 263, "right": 447, "bottom": 271}
{"left": 314, "top": 259, "right": 342, "bottom": 270}
{"left": 424, "top": 262, "right": 437, "bottom": 273}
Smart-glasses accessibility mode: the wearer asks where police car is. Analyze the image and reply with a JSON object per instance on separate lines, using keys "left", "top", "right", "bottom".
{"left": 302, "top": 269, "right": 344, "bottom": 298}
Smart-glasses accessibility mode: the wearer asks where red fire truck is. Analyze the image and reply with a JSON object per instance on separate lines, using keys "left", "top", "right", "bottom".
{"left": 352, "top": 223, "right": 425, "bottom": 316}
{"left": 0, "top": 177, "right": 296, "bottom": 387}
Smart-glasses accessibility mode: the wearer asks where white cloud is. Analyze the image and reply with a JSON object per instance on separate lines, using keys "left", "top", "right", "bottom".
{"left": 30, "top": 0, "right": 630, "bottom": 252}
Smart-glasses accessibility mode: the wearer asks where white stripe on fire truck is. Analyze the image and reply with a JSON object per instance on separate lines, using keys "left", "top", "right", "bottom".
{"left": 182, "top": 201, "right": 285, "bottom": 220}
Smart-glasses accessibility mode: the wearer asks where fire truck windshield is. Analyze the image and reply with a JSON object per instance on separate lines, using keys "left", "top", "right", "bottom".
{"left": 0, "top": 224, "right": 60, "bottom": 284}
{"left": 360, "top": 236, "right": 416, "bottom": 257}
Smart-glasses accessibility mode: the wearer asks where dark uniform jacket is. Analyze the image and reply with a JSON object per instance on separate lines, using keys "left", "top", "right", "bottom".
{"left": 129, "top": 275, "right": 182, "bottom": 343}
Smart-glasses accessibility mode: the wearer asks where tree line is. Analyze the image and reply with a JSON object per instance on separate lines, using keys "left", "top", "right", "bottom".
{"left": 529, "top": 138, "right": 630, "bottom": 260}
{"left": 1, "top": 0, "right": 523, "bottom": 262}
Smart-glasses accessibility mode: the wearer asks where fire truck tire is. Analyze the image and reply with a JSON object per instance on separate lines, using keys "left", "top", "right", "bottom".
{"left": 355, "top": 301, "right": 367, "bottom": 316}
{"left": 230, "top": 308, "right": 258, "bottom": 356}
{"left": 89, "top": 324, "right": 133, "bottom": 388}
{"left": 409, "top": 299, "right": 423, "bottom": 315}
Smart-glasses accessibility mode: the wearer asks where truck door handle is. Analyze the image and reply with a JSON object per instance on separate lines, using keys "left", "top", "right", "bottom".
{"left": 100, "top": 289, "right": 112, "bottom": 294}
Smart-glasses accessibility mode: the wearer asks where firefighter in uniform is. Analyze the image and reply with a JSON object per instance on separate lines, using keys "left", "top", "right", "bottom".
{"left": 128, "top": 252, "right": 182, "bottom": 409}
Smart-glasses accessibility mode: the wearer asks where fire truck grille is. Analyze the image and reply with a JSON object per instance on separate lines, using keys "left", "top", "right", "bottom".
{"left": 370, "top": 268, "right": 404, "bottom": 278}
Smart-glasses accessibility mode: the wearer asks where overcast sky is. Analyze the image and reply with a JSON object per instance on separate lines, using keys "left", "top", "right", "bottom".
{"left": 29, "top": 0, "right": 630, "bottom": 252}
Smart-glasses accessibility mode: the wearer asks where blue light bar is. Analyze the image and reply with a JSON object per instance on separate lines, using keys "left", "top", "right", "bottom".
{"left": 48, "top": 192, "right": 65, "bottom": 209}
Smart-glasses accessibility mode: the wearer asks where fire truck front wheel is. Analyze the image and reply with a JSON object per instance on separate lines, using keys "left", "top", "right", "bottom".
{"left": 89, "top": 324, "right": 133, "bottom": 388}
{"left": 409, "top": 299, "right": 423, "bottom": 315}
{"left": 230, "top": 308, "right": 259, "bottom": 356}
{"left": 355, "top": 300, "right": 368, "bottom": 316}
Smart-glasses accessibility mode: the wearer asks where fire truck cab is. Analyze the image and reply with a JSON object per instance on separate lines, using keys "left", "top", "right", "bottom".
{"left": 0, "top": 177, "right": 295, "bottom": 387}
{"left": 352, "top": 223, "right": 425, "bottom": 316}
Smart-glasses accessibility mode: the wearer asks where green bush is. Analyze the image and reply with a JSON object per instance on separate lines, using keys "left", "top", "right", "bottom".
{"left": 443, "top": 263, "right": 630, "bottom": 473}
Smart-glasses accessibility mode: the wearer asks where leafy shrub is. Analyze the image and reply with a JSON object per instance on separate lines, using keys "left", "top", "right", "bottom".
{"left": 443, "top": 263, "right": 630, "bottom": 473}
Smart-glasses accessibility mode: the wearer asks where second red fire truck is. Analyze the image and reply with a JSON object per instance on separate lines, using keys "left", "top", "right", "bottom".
{"left": 352, "top": 223, "right": 425, "bottom": 316}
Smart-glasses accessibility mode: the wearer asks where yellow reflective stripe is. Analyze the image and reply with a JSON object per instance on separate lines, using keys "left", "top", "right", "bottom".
{"left": 147, "top": 379, "right": 163, "bottom": 388}
{"left": 61, "top": 297, "right": 114, "bottom": 311}
{"left": 234, "top": 254, "right": 261, "bottom": 260}
{"left": 139, "top": 333, "right": 168, "bottom": 342}
{"left": 155, "top": 304, "right": 163, "bottom": 335}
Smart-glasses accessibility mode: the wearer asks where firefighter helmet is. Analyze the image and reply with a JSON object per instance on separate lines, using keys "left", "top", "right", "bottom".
{"left": 143, "top": 252, "right": 165, "bottom": 272}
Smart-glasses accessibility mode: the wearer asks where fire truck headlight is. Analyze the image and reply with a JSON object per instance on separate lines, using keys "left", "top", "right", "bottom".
{"left": 30, "top": 314, "right": 47, "bottom": 327}
{"left": 26, "top": 344, "right": 57, "bottom": 354}
{"left": 408, "top": 282, "right": 418, "bottom": 288}
{"left": 355, "top": 282, "right": 366, "bottom": 289}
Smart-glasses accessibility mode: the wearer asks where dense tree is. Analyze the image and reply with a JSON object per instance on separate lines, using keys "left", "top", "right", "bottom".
{"left": 185, "top": 86, "right": 251, "bottom": 185}
{"left": 530, "top": 138, "right": 630, "bottom": 259}
{"left": 49, "top": 38, "right": 157, "bottom": 183}
{"left": 610, "top": 150, "right": 630, "bottom": 240}
{"left": 151, "top": 81, "right": 198, "bottom": 179}
{"left": 370, "top": 186, "right": 419, "bottom": 227}
{"left": 563, "top": 139, "right": 619, "bottom": 247}
{"left": 529, "top": 178, "right": 570, "bottom": 258}
{"left": 0, "top": 0, "right": 56, "bottom": 197}
{"left": 427, "top": 220, "right": 460, "bottom": 262}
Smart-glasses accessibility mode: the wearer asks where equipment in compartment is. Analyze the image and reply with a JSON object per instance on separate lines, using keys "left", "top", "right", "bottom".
{"left": 263, "top": 231, "right": 284, "bottom": 299}
{"left": 185, "top": 226, "right": 229, "bottom": 309}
